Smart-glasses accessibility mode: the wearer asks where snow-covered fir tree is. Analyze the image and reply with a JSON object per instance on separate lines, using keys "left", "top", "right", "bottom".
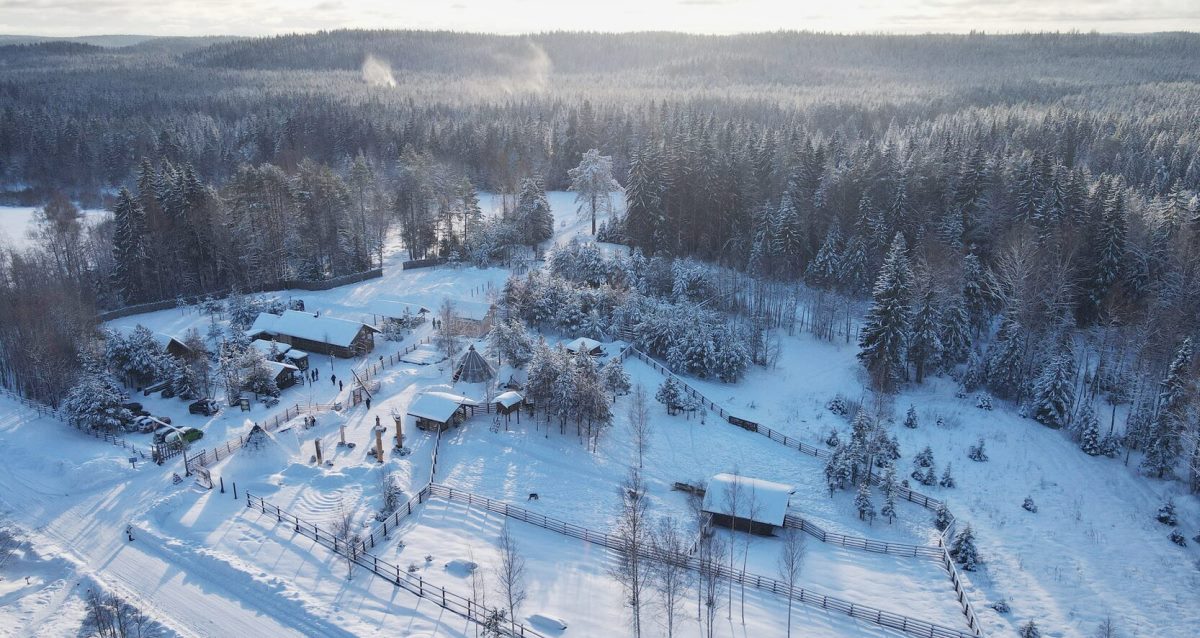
{"left": 938, "top": 293, "right": 972, "bottom": 368}
{"left": 880, "top": 465, "right": 898, "bottom": 523}
{"left": 908, "top": 280, "right": 943, "bottom": 383}
{"left": 854, "top": 481, "right": 875, "bottom": 523}
{"left": 1142, "top": 338, "right": 1193, "bottom": 479}
{"left": 933, "top": 502, "right": 952, "bottom": 531}
{"left": 602, "top": 358, "right": 632, "bottom": 399}
{"left": 655, "top": 376, "right": 684, "bottom": 414}
{"left": 1077, "top": 406, "right": 1104, "bottom": 456}
{"left": 63, "top": 370, "right": 132, "bottom": 431}
{"left": 904, "top": 404, "right": 919, "bottom": 429}
{"left": 1018, "top": 620, "right": 1041, "bottom": 638}
{"left": 939, "top": 464, "right": 956, "bottom": 488}
{"left": 951, "top": 524, "right": 979, "bottom": 570}
{"left": 1031, "top": 346, "right": 1076, "bottom": 429}
{"left": 858, "top": 233, "right": 912, "bottom": 392}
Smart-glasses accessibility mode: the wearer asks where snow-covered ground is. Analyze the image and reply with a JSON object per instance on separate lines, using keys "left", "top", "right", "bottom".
{"left": 0, "top": 205, "right": 108, "bottom": 250}
{"left": 2, "top": 190, "right": 1197, "bottom": 638}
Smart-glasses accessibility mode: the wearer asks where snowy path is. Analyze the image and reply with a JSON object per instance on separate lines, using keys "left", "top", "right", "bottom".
{"left": 0, "top": 400, "right": 358, "bottom": 637}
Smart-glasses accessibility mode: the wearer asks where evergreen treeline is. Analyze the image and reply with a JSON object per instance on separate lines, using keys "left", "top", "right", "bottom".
{"left": 0, "top": 31, "right": 1198, "bottom": 487}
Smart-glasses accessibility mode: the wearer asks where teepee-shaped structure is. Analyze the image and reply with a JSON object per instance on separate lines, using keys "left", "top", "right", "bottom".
{"left": 454, "top": 345, "right": 495, "bottom": 383}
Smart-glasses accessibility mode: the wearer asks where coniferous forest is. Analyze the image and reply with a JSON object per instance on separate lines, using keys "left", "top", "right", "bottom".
{"left": 1, "top": 31, "right": 1199, "bottom": 489}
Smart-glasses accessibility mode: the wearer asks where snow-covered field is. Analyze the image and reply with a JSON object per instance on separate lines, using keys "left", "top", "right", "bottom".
{"left": 0, "top": 205, "right": 108, "bottom": 250}
{"left": 1, "top": 190, "right": 1197, "bottom": 638}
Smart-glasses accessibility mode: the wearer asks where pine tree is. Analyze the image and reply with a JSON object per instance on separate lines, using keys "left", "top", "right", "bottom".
{"left": 1142, "top": 338, "right": 1193, "bottom": 478}
{"left": 110, "top": 187, "right": 149, "bottom": 304}
{"left": 985, "top": 315, "right": 1027, "bottom": 400}
{"left": 939, "top": 464, "right": 956, "bottom": 488}
{"left": 854, "top": 481, "right": 875, "bottom": 523}
{"left": 950, "top": 524, "right": 979, "bottom": 571}
{"left": 602, "top": 358, "right": 632, "bottom": 399}
{"left": 655, "top": 377, "right": 683, "bottom": 414}
{"left": 909, "top": 284, "right": 943, "bottom": 383}
{"left": 1078, "top": 407, "right": 1104, "bottom": 456}
{"left": 517, "top": 177, "right": 554, "bottom": 246}
{"left": 1018, "top": 620, "right": 1041, "bottom": 638}
{"left": 903, "top": 404, "right": 919, "bottom": 429}
{"left": 962, "top": 253, "right": 995, "bottom": 334}
{"left": 880, "top": 465, "right": 898, "bottom": 524}
{"left": 624, "top": 143, "right": 664, "bottom": 254}
{"left": 858, "top": 233, "right": 912, "bottom": 392}
{"left": 805, "top": 223, "right": 841, "bottom": 288}
{"left": 933, "top": 503, "right": 952, "bottom": 531}
{"left": 938, "top": 293, "right": 972, "bottom": 368}
{"left": 1031, "top": 348, "right": 1076, "bottom": 429}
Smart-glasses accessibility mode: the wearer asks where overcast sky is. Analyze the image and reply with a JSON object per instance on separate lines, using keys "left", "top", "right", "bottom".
{"left": 2, "top": 0, "right": 1197, "bottom": 37}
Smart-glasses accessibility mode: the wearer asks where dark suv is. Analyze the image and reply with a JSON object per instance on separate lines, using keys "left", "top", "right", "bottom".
{"left": 188, "top": 399, "right": 219, "bottom": 416}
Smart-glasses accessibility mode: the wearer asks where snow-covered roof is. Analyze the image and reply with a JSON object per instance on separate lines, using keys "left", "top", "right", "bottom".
{"left": 701, "top": 474, "right": 793, "bottom": 527}
{"left": 248, "top": 310, "right": 376, "bottom": 348}
{"left": 494, "top": 391, "right": 523, "bottom": 409}
{"left": 284, "top": 349, "right": 308, "bottom": 361}
{"left": 407, "top": 391, "right": 478, "bottom": 423}
{"left": 264, "top": 360, "right": 299, "bottom": 379}
{"left": 250, "top": 339, "right": 291, "bottom": 358}
{"left": 456, "top": 345, "right": 495, "bottom": 383}
{"left": 563, "top": 337, "right": 602, "bottom": 353}
{"left": 370, "top": 299, "right": 430, "bottom": 318}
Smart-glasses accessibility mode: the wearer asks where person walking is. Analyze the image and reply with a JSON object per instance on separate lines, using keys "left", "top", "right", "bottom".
{"left": 366, "top": 397, "right": 371, "bottom": 410}
{"left": 331, "top": 374, "right": 336, "bottom": 386}
{"left": 339, "top": 380, "right": 343, "bottom": 391}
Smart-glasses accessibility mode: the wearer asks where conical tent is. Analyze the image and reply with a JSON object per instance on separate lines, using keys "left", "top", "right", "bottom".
{"left": 455, "top": 345, "right": 495, "bottom": 383}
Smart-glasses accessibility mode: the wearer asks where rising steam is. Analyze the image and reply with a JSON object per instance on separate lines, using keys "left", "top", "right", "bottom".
{"left": 362, "top": 54, "right": 397, "bottom": 87}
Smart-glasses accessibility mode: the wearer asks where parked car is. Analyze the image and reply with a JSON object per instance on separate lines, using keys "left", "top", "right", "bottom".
{"left": 164, "top": 427, "right": 203, "bottom": 445}
{"left": 153, "top": 425, "right": 175, "bottom": 443}
{"left": 122, "top": 402, "right": 143, "bottom": 413}
{"left": 189, "top": 399, "right": 219, "bottom": 416}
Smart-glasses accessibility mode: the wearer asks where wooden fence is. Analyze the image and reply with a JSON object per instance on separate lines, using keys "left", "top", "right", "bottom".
{"left": 427, "top": 484, "right": 976, "bottom": 638}
{"left": 244, "top": 491, "right": 546, "bottom": 638}
{"left": 184, "top": 401, "right": 337, "bottom": 474}
{"left": 781, "top": 514, "right": 944, "bottom": 561}
{"left": 1, "top": 389, "right": 152, "bottom": 463}
{"left": 352, "top": 336, "right": 433, "bottom": 386}
{"left": 96, "top": 269, "right": 383, "bottom": 321}
{"left": 625, "top": 346, "right": 985, "bottom": 637}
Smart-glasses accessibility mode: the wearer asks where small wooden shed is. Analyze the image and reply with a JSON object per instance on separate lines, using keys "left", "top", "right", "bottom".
{"left": 701, "top": 474, "right": 794, "bottom": 536}
{"left": 407, "top": 391, "right": 478, "bottom": 432}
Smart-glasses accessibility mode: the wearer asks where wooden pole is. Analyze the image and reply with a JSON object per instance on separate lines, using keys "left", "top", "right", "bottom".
{"left": 315, "top": 438, "right": 323, "bottom": 465}
{"left": 374, "top": 426, "right": 385, "bottom": 463}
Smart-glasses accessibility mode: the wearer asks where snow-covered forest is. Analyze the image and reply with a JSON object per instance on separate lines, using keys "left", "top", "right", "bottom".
{"left": 0, "top": 28, "right": 1199, "bottom": 638}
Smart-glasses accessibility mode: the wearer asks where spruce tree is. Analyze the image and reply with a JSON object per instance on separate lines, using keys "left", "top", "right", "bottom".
{"left": 880, "top": 465, "right": 898, "bottom": 523}
{"left": 909, "top": 284, "right": 943, "bottom": 383}
{"left": 1019, "top": 621, "right": 1041, "bottom": 638}
{"left": 1078, "top": 407, "right": 1104, "bottom": 456}
{"left": 939, "top": 464, "right": 956, "bottom": 488}
{"left": 933, "top": 502, "right": 951, "bottom": 531}
{"left": 951, "top": 524, "right": 979, "bottom": 571}
{"left": 805, "top": 223, "right": 842, "bottom": 289}
{"left": 110, "top": 187, "right": 149, "bottom": 304}
{"left": 939, "top": 293, "right": 972, "bottom": 368}
{"left": 1142, "top": 338, "right": 1193, "bottom": 478}
{"left": 855, "top": 481, "right": 875, "bottom": 523}
{"left": 858, "top": 233, "right": 912, "bottom": 392}
{"left": 904, "top": 404, "right": 919, "bottom": 429}
{"left": 624, "top": 143, "right": 664, "bottom": 253}
{"left": 1031, "top": 348, "right": 1076, "bottom": 429}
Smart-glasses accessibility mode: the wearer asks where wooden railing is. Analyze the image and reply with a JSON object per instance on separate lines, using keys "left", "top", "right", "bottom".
{"left": 427, "top": 484, "right": 976, "bottom": 638}
{"left": 782, "top": 514, "right": 944, "bottom": 561}
{"left": 184, "top": 401, "right": 337, "bottom": 474}
{"left": 1, "top": 389, "right": 152, "bottom": 462}
{"left": 244, "top": 491, "right": 545, "bottom": 638}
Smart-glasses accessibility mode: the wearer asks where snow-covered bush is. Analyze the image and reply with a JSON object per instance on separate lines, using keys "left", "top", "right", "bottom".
{"left": 989, "top": 600, "right": 1011, "bottom": 614}
{"left": 939, "top": 464, "right": 956, "bottom": 488}
{"left": 933, "top": 503, "right": 952, "bottom": 531}
{"left": 1022, "top": 496, "right": 1038, "bottom": 513}
{"left": 1156, "top": 499, "right": 1178, "bottom": 526}
{"left": 826, "top": 396, "right": 848, "bottom": 416}
{"left": 1168, "top": 530, "right": 1187, "bottom": 547}
{"left": 655, "top": 377, "right": 684, "bottom": 414}
{"left": 975, "top": 394, "right": 992, "bottom": 410}
{"left": 968, "top": 438, "right": 989, "bottom": 462}
{"left": 825, "top": 428, "right": 841, "bottom": 448}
